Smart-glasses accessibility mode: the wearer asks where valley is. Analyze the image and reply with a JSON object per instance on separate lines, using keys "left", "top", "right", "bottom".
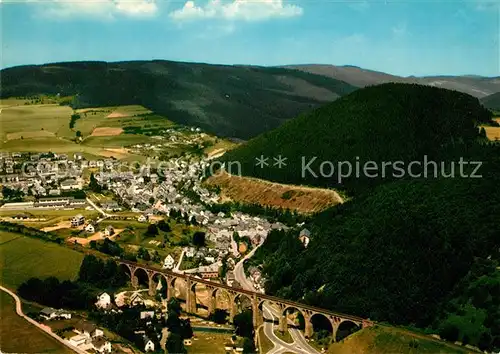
{"left": 1, "top": 64, "right": 499, "bottom": 354}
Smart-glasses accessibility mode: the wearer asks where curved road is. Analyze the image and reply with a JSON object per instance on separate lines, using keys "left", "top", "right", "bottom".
{"left": 0, "top": 285, "right": 86, "bottom": 354}
{"left": 233, "top": 245, "right": 320, "bottom": 354}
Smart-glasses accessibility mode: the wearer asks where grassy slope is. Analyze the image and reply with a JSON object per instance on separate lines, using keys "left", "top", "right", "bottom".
{"left": 328, "top": 326, "right": 472, "bottom": 354}
{"left": 0, "top": 60, "right": 357, "bottom": 139}
{"left": 0, "top": 291, "right": 72, "bottom": 353}
{"left": 0, "top": 104, "right": 72, "bottom": 142}
{"left": 189, "top": 332, "right": 233, "bottom": 354}
{"left": 204, "top": 172, "right": 342, "bottom": 213}
{"left": 0, "top": 103, "right": 188, "bottom": 159}
{"left": 0, "top": 232, "right": 83, "bottom": 289}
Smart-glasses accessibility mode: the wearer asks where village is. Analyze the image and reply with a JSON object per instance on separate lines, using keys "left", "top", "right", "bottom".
{"left": 0, "top": 150, "right": 314, "bottom": 354}
{"left": 0, "top": 150, "right": 295, "bottom": 280}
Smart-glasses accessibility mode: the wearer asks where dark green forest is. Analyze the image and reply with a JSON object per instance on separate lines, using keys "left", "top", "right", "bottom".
{"left": 235, "top": 84, "right": 500, "bottom": 351}
{"left": 481, "top": 91, "right": 500, "bottom": 111}
{"left": 223, "top": 83, "right": 494, "bottom": 193}
{"left": 252, "top": 166, "right": 500, "bottom": 350}
{"left": 0, "top": 60, "right": 356, "bottom": 139}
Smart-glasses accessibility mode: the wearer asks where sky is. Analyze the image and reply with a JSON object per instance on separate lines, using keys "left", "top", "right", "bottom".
{"left": 1, "top": 0, "right": 499, "bottom": 77}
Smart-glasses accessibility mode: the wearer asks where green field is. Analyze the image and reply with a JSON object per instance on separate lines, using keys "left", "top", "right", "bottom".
{"left": 0, "top": 102, "right": 173, "bottom": 158}
{"left": 82, "top": 134, "right": 153, "bottom": 147}
{"left": 74, "top": 105, "right": 154, "bottom": 137}
{"left": 327, "top": 325, "right": 471, "bottom": 354}
{"left": 0, "top": 104, "right": 72, "bottom": 142}
{"left": 0, "top": 100, "right": 228, "bottom": 162}
{"left": 189, "top": 332, "right": 233, "bottom": 354}
{"left": 0, "top": 290, "right": 73, "bottom": 353}
{"left": 0, "top": 232, "right": 84, "bottom": 289}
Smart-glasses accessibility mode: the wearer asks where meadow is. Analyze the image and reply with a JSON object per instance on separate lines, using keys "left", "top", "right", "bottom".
{"left": 0, "top": 104, "right": 72, "bottom": 142}
{"left": 327, "top": 326, "right": 470, "bottom": 354}
{"left": 0, "top": 290, "right": 73, "bottom": 353}
{"left": 0, "top": 232, "right": 84, "bottom": 289}
{"left": 189, "top": 332, "right": 233, "bottom": 354}
{"left": 0, "top": 101, "right": 172, "bottom": 159}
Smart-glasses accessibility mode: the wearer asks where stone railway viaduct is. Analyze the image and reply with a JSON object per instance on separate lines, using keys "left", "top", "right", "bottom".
{"left": 119, "top": 260, "right": 373, "bottom": 341}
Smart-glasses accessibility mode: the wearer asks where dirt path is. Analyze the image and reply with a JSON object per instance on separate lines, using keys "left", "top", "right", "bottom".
{"left": 0, "top": 285, "right": 86, "bottom": 354}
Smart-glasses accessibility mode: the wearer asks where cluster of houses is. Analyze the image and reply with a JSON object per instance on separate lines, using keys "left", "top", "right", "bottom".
{"left": 37, "top": 307, "right": 112, "bottom": 353}
{"left": 67, "top": 321, "right": 111, "bottom": 353}
{"left": 71, "top": 214, "right": 115, "bottom": 236}
{"left": 95, "top": 291, "right": 165, "bottom": 352}
{"left": 128, "top": 126, "right": 204, "bottom": 156}
{"left": 247, "top": 266, "right": 265, "bottom": 291}
{"left": 93, "top": 157, "right": 287, "bottom": 258}
{"left": 0, "top": 152, "right": 86, "bottom": 198}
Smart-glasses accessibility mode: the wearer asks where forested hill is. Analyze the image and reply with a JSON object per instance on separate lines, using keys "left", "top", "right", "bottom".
{"left": 481, "top": 92, "right": 500, "bottom": 111}
{"left": 222, "top": 83, "right": 493, "bottom": 193}
{"left": 239, "top": 82, "right": 500, "bottom": 351}
{"left": 0, "top": 60, "right": 357, "bottom": 139}
{"left": 256, "top": 157, "right": 500, "bottom": 351}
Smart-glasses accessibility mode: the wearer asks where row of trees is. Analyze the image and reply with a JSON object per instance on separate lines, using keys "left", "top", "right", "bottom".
{"left": 78, "top": 254, "right": 128, "bottom": 289}
{"left": 0, "top": 221, "right": 63, "bottom": 244}
{"left": 205, "top": 201, "right": 309, "bottom": 226}
{"left": 1, "top": 186, "right": 24, "bottom": 202}
{"left": 69, "top": 112, "right": 80, "bottom": 129}
{"left": 17, "top": 255, "right": 127, "bottom": 310}
{"left": 18, "top": 277, "right": 97, "bottom": 310}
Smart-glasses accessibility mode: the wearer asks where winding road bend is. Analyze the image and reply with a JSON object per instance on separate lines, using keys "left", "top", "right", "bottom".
{"left": 233, "top": 245, "right": 320, "bottom": 354}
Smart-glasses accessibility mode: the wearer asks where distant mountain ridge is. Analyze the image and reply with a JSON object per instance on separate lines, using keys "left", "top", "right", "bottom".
{"left": 0, "top": 60, "right": 357, "bottom": 139}
{"left": 284, "top": 64, "right": 500, "bottom": 98}
{"left": 2, "top": 60, "right": 498, "bottom": 140}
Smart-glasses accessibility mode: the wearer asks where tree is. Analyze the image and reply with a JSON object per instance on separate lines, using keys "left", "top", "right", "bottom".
{"left": 89, "top": 173, "right": 101, "bottom": 193}
{"left": 242, "top": 337, "right": 256, "bottom": 354}
{"left": 209, "top": 309, "right": 228, "bottom": 324}
{"left": 180, "top": 318, "right": 193, "bottom": 339}
{"left": 166, "top": 333, "right": 186, "bottom": 354}
{"left": 157, "top": 220, "right": 171, "bottom": 232}
{"left": 69, "top": 113, "right": 80, "bottom": 129}
{"left": 137, "top": 247, "right": 151, "bottom": 261}
{"left": 219, "top": 255, "right": 229, "bottom": 279}
{"left": 233, "top": 310, "right": 254, "bottom": 339}
{"left": 145, "top": 224, "right": 158, "bottom": 237}
{"left": 168, "top": 298, "right": 182, "bottom": 316}
{"left": 78, "top": 255, "right": 103, "bottom": 283}
{"left": 192, "top": 231, "right": 206, "bottom": 248}
{"left": 76, "top": 130, "right": 82, "bottom": 138}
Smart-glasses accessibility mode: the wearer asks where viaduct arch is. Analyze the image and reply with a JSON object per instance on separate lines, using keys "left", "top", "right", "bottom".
{"left": 119, "top": 260, "right": 373, "bottom": 341}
